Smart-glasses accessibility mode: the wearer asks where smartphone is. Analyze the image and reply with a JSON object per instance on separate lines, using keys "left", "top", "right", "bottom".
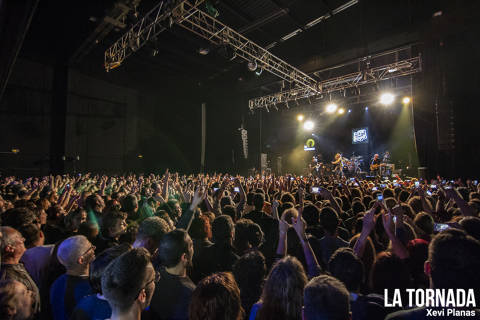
{"left": 393, "top": 180, "right": 397, "bottom": 183}
{"left": 394, "top": 183, "right": 400, "bottom": 187}
{"left": 434, "top": 223, "right": 450, "bottom": 232}
{"left": 415, "top": 181, "right": 420, "bottom": 187}
{"left": 290, "top": 177, "right": 294, "bottom": 181}
{"left": 350, "top": 178, "right": 355, "bottom": 182}
{"left": 213, "top": 187, "right": 219, "bottom": 192}
{"left": 444, "top": 185, "right": 453, "bottom": 190}
{"left": 300, "top": 176, "right": 303, "bottom": 178}
{"left": 426, "top": 190, "right": 432, "bottom": 196}
{"left": 234, "top": 187, "right": 240, "bottom": 192}
{"left": 66, "top": 184, "right": 70, "bottom": 188}
{"left": 338, "top": 183, "right": 342, "bottom": 187}
{"left": 312, "top": 187, "right": 320, "bottom": 194}
{"left": 377, "top": 194, "right": 384, "bottom": 202}
{"left": 431, "top": 185, "right": 437, "bottom": 189}
{"left": 474, "top": 180, "right": 478, "bottom": 186}
{"left": 380, "top": 184, "right": 386, "bottom": 188}
{"left": 393, "top": 216, "right": 397, "bottom": 223}
{"left": 354, "top": 183, "right": 359, "bottom": 187}
{"left": 372, "top": 187, "right": 378, "bottom": 191}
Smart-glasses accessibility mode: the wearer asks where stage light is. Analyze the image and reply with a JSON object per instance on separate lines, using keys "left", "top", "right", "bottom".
{"left": 338, "top": 108, "right": 345, "bottom": 115}
{"left": 326, "top": 103, "right": 338, "bottom": 113}
{"left": 247, "top": 60, "right": 257, "bottom": 71}
{"left": 402, "top": 96, "right": 411, "bottom": 104}
{"left": 297, "top": 114, "right": 304, "bottom": 122}
{"left": 198, "top": 48, "right": 210, "bottom": 55}
{"left": 380, "top": 92, "right": 395, "bottom": 105}
{"left": 303, "top": 120, "right": 314, "bottom": 131}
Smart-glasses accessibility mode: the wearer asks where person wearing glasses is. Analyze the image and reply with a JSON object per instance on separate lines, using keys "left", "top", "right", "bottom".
{"left": 0, "top": 226, "right": 41, "bottom": 317}
{"left": 71, "top": 243, "right": 132, "bottom": 320}
{"left": 50, "top": 235, "right": 96, "bottom": 320}
{"left": 101, "top": 248, "right": 156, "bottom": 320}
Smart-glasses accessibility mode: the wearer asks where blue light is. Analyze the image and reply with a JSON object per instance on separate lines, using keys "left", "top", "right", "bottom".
{"left": 348, "top": 109, "right": 352, "bottom": 113}
{"left": 365, "top": 106, "right": 369, "bottom": 111}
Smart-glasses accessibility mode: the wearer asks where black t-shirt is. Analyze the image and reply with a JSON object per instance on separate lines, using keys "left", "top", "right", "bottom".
{"left": 195, "top": 242, "right": 239, "bottom": 281}
{"left": 148, "top": 268, "right": 196, "bottom": 320}
{"left": 243, "top": 210, "right": 279, "bottom": 268}
{"left": 371, "top": 158, "right": 381, "bottom": 167}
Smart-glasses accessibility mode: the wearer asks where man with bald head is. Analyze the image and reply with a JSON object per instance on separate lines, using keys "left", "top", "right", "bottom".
{"left": 0, "top": 226, "right": 40, "bottom": 316}
{"left": 50, "top": 235, "right": 95, "bottom": 320}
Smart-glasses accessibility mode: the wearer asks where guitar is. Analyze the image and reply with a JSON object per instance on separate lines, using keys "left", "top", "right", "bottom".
{"left": 370, "top": 163, "right": 386, "bottom": 171}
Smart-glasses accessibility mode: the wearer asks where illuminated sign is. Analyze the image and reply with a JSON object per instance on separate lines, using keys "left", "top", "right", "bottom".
{"left": 352, "top": 127, "right": 368, "bottom": 144}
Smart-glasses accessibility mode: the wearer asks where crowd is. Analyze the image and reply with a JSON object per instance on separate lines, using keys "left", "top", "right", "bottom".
{"left": 0, "top": 171, "right": 480, "bottom": 320}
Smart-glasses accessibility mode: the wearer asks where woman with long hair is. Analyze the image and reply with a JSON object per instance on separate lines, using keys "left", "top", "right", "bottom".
{"left": 250, "top": 256, "right": 308, "bottom": 320}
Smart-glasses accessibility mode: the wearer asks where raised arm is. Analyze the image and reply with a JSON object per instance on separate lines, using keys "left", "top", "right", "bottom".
{"left": 353, "top": 202, "right": 378, "bottom": 258}
{"left": 293, "top": 209, "right": 321, "bottom": 277}
{"left": 382, "top": 207, "right": 409, "bottom": 259}
{"left": 445, "top": 188, "right": 475, "bottom": 217}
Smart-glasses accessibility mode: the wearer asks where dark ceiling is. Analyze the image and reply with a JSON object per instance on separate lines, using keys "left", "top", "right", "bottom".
{"left": 18, "top": 0, "right": 472, "bottom": 96}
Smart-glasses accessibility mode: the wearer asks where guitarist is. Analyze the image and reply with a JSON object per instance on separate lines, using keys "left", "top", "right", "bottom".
{"left": 370, "top": 153, "right": 382, "bottom": 176}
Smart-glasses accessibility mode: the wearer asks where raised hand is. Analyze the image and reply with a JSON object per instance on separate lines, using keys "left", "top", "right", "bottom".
{"left": 382, "top": 210, "right": 395, "bottom": 236}
{"left": 279, "top": 216, "right": 290, "bottom": 235}
{"left": 190, "top": 186, "right": 206, "bottom": 209}
{"left": 293, "top": 209, "right": 307, "bottom": 241}
{"left": 362, "top": 202, "right": 378, "bottom": 235}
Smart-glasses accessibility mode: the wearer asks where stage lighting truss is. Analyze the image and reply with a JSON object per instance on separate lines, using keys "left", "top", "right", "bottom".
{"left": 104, "top": 0, "right": 319, "bottom": 93}
{"left": 105, "top": 0, "right": 207, "bottom": 71}
{"left": 249, "top": 47, "right": 422, "bottom": 111}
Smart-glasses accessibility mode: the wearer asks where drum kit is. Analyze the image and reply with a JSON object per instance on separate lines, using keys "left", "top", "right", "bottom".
{"left": 343, "top": 154, "right": 363, "bottom": 175}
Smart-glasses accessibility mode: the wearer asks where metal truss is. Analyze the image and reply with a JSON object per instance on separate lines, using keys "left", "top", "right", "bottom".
{"left": 175, "top": 4, "right": 319, "bottom": 92}
{"left": 104, "top": 0, "right": 319, "bottom": 92}
{"left": 104, "top": 0, "right": 206, "bottom": 71}
{"left": 249, "top": 54, "right": 422, "bottom": 111}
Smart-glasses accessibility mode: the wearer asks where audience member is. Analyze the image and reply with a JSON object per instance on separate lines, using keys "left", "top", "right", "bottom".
{"left": 149, "top": 229, "right": 196, "bottom": 320}
{"left": 189, "top": 272, "right": 243, "bottom": 320}
{"left": 50, "top": 235, "right": 95, "bottom": 320}
{"left": 101, "top": 248, "right": 155, "bottom": 320}
{"left": 0, "top": 226, "right": 40, "bottom": 315}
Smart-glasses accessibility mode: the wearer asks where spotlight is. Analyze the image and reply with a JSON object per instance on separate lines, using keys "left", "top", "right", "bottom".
{"left": 326, "top": 103, "right": 338, "bottom": 113}
{"left": 297, "top": 114, "right": 304, "bottom": 122}
{"left": 338, "top": 108, "right": 345, "bottom": 115}
{"left": 402, "top": 96, "right": 411, "bottom": 104}
{"left": 303, "top": 120, "right": 314, "bottom": 131}
{"left": 198, "top": 48, "right": 210, "bottom": 55}
{"left": 380, "top": 92, "right": 395, "bottom": 105}
{"left": 247, "top": 60, "right": 257, "bottom": 71}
